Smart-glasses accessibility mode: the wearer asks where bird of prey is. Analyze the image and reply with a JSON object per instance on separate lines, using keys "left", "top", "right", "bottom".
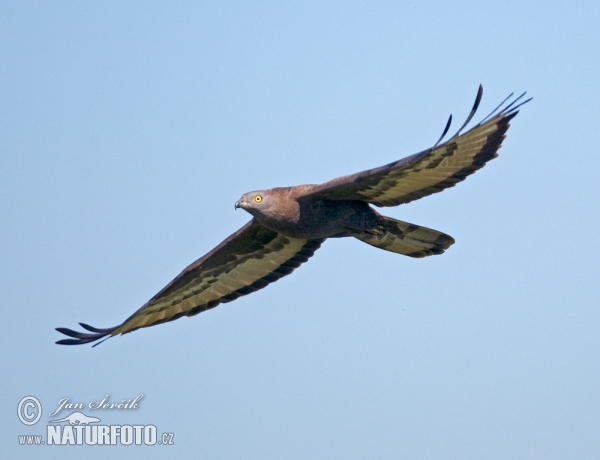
{"left": 56, "top": 86, "right": 530, "bottom": 346}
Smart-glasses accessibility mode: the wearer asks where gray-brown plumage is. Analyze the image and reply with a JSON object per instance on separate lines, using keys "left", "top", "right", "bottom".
{"left": 56, "top": 86, "right": 530, "bottom": 345}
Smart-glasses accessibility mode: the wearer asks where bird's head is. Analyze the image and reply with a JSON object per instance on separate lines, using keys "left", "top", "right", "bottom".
{"left": 235, "top": 190, "right": 272, "bottom": 217}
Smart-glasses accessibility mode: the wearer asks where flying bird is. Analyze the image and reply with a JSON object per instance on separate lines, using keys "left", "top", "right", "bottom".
{"left": 56, "top": 86, "right": 530, "bottom": 346}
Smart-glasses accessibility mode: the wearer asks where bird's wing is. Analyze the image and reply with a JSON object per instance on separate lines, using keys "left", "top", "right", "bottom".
{"left": 56, "top": 219, "right": 324, "bottom": 345}
{"left": 300, "top": 86, "right": 530, "bottom": 207}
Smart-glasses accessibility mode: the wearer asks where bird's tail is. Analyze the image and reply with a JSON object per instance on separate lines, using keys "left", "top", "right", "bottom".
{"left": 353, "top": 215, "right": 455, "bottom": 258}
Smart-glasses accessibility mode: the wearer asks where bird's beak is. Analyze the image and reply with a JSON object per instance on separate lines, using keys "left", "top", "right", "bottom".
{"left": 235, "top": 200, "right": 241, "bottom": 210}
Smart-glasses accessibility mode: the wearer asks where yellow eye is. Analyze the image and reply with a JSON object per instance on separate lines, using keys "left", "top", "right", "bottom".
{"left": 254, "top": 195, "right": 262, "bottom": 203}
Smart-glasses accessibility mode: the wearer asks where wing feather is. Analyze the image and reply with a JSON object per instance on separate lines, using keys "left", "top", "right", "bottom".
{"left": 56, "top": 219, "right": 323, "bottom": 345}
{"left": 300, "top": 88, "right": 529, "bottom": 207}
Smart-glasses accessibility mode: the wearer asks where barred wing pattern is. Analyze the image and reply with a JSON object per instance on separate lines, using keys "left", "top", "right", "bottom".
{"left": 56, "top": 219, "right": 323, "bottom": 345}
{"left": 302, "top": 87, "right": 530, "bottom": 207}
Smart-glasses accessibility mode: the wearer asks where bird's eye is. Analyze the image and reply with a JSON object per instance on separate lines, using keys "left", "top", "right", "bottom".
{"left": 254, "top": 195, "right": 262, "bottom": 203}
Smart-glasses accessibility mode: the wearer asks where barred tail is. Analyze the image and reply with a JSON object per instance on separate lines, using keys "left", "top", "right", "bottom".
{"left": 354, "top": 215, "right": 455, "bottom": 258}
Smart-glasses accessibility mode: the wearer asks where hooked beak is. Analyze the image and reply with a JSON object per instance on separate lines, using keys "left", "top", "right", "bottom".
{"left": 234, "top": 200, "right": 241, "bottom": 210}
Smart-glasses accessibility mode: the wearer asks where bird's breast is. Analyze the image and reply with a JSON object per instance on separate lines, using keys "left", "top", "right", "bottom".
{"left": 256, "top": 199, "right": 377, "bottom": 240}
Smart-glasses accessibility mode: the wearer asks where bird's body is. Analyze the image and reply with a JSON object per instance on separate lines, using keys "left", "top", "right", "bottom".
{"left": 56, "top": 86, "right": 530, "bottom": 346}
{"left": 237, "top": 187, "right": 378, "bottom": 239}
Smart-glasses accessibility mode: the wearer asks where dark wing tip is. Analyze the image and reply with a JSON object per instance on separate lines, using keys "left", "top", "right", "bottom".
{"left": 432, "top": 114, "right": 452, "bottom": 149}
{"left": 478, "top": 90, "right": 531, "bottom": 126}
{"left": 432, "top": 85, "right": 485, "bottom": 148}
{"left": 55, "top": 324, "right": 117, "bottom": 346}
{"left": 475, "top": 84, "right": 484, "bottom": 110}
{"left": 78, "top": 322, "right": 115, "bottom": 333}
{"left": 449, "top": 85, "right": 485, "bottom": 140}
{"left": 448, "top": 86, "right": 532, "bottom": 143}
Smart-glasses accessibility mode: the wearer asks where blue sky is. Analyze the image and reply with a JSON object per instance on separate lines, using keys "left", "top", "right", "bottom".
{"left": 2, "top": 1, "right": 600, "bottom": 459}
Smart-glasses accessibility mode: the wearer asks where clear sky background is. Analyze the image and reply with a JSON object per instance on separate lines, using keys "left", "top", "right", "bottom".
{"left": 2, "top": 1, "right": 599, "bottom": 459}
